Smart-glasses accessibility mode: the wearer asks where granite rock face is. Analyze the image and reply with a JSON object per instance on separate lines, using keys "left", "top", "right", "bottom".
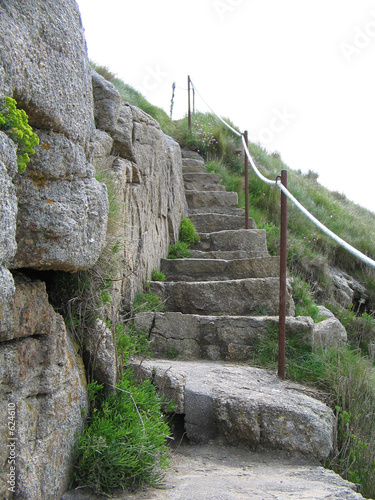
{"left": 90, "top": 71, "right": 188, "bottom": 306}
{"left": 0, "top": 275, "right": 88, "bottom": 500}
{"left": 11, "top": 130, "right": 108, "bottom": 271}
{"left": 0, "top": 133, "right": 18, "bottom": 336}
{"left": 0, "top": 0, "right": 109, "bottom": 272}
{"left": 0, "top": 0, "right": 94, "bottom": 145}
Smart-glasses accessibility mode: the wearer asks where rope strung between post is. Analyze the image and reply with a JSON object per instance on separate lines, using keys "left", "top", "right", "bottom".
{"left": 189, "top": 77, "right": 375, "bottom": 270}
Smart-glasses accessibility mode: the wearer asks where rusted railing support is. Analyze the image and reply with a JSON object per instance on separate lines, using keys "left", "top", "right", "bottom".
{"left": 188, "top": 75, "right": 192, "bottom": 132}
{"left": 244, "top": 131, "right": 249, "bottom": 229}
{"left": 278, "top": 169, "right": 287, "bottom": 379}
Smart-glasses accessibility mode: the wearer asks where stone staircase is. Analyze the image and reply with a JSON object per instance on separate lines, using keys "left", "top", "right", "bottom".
{"left": 132, "top": 150, "right": 334, "bottom": 460}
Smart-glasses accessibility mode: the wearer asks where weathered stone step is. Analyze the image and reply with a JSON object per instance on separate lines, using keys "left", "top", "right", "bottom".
{"left": 183, "top": 173, "right": 225, "bottom": 192}
{"left": 160, "top": 256, "right": 279, "bottom": 281}
{"left": 149, "top": 277, "right": 294, "bottom": 316}
{"left": 186, "top": 190, "right": 238, "bottom": 208}
{"left": 182, "top": 150, "right": 205, "bottom": 160}
{"left": 194, "top": 229, "right": 269, "bottom": 256}
{"left": 189, "top": 249, "right": 269, "bottom": 259}
{"left": 182, "top": 158, "right": 205, "bottom": 168}
{"left": 190, "top": 212, "right": 256, "bottom": 232}
{"left": 130, "top": 359, "right": 334, "bottom": 461}
{"left": 188, "top": 205, "right": 245, "bottom": 216}
{"left": 182, "top": 164, "right": 207, "bottom": 174}
{"left": 135, "top": 312, "right": 313, "bottom": 361}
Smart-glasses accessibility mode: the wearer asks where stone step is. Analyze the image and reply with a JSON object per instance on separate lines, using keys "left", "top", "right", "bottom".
{"left": 130, "top": 359, "right": 334, "bottom": 461}
{"left": 189, "top": 205, "right": 245, "bottom": 216}
{"left": 182, "top": 165, "right": 207, "bottom": 174}
{"left": 149, "top": 277, "right": 294, "bottom": 316}
{"left": 183, "top": 173, "right": 225, "bottom": 192}
{"left": 160, "top": 256, "right": 279, "bottom": 281}
{"left": 181, "top": 150, "right": 205, "bottom": 160}
{"left": 186, "top": 190, "right": 238, "bottom": 208}
{"left": 182, "top": 158, "right": 205, "bottom": 168}
{"left": 134, "top": 312, "right": 313, "bottom": 362}
{"left": 189, "top": 212, "right": 256, "bottom": 232}
{"left": 194, "top": 229, "right": 269, "bottom": 256}
{"left": 189, "top": 249, "right": 270, "bottom": 259}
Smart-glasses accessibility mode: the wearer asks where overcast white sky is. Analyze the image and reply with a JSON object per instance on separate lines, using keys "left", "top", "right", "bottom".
{"left": 77, "top": 0, "right": 375, "bottom": 213}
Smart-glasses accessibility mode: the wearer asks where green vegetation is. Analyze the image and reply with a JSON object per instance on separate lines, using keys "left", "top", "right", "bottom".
{"left": 151, "top": 268, "right": 166, "bottom": 281}
{"left": 179, "top": 217, "right": 200, "bottom": 246}
{"left": 133, "top": 291, "right": 165, "bottom": 313}
{"left": 0, "top": 97, "right": 39, "bottom": 172}
{"left": 168, "top": 218, "right": 200, "bottom": 259}
{"left": 168, "top": 241, "right": 191, "bottom": 259}
{"left": 72, "top": 371, "right": 171, "bottom": 495}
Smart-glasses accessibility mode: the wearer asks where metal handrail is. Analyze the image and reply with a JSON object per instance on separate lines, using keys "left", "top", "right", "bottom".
{"left": 187, "top": 76, "right": 375, "bottom": 379}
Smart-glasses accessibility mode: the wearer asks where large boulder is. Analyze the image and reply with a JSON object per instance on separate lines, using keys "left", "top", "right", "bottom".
{"left": 0, "top": 274, "right": 88, "bottom": 500}
{"left": 0, "top": 1, "right": 109, "bottom": 272}
{"left": 0, "top": 0, "right": 94, "bottom": 146}
{"left": 11, "top": 130, "right": 108, "bottom": 271}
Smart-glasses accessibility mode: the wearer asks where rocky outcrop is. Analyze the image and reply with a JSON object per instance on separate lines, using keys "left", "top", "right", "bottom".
{"left": 89, "top": 71, "right": 187, "bottom": 306}
{"left": 328, "top": 266, "right": 368, "bottom": 310}
{"left": 0, "top": 1, "right": 105, "bottom": 497}
{"left": 313, "top": 306, "right": 348, "bottom": 347}
{"left": 0, "top": 274, "right": 88, "bottom": 500}
{"left": 0, "top": 133, "right": 18, "bottom": 336}
{"left": 0, "top": 0, "right": 94, "bottom": 146}
{"left": 0, "top": 1, "right": 188, "bottom": 496}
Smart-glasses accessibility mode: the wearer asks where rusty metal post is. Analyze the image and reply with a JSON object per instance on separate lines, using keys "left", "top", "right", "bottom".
{"left": 244, "top": 131, "right": 249, "bottom": 229}
{"left": 188, "top": 75, "right": 192, "bottom": 132}
{"left": 278, "top": 169, "right": 287, "bottom": 380}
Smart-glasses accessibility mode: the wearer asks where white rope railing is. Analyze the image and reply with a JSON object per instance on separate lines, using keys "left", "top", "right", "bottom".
{"left": 190, "top": 78, "right": 375, "bottom": 270}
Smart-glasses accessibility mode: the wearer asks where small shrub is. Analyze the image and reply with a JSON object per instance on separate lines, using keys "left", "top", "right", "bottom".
{"left": 179, "top": 218, "right": 200, "bottom": 246}
{"left": 0, "top": 97, "right": 39, "bottom": 172}
{"left": 133, "top": 291, "right": 164, "bottom": 313}
{"left": 168, "top": 241, "right": 191, "bottom": 259}
{"left": 151, "top": 268, "right": 166, "bottom": 281}
{"left": 72, "top": 370, "right": 171, "bottom": 494}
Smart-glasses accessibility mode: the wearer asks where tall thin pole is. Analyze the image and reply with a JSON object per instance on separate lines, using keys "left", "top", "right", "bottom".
{"left": 244, "top": 131, "right": 249, "bottom": 229}
{"left": 278, "top": 169, "right": 288, "bottom": 380}
{"left": 188, "top": 75, "right": 191, "bottom": 132}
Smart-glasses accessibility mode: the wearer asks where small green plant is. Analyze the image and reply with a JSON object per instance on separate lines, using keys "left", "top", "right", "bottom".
{"left": 0, "top": 97, "right": 39, "bottom": 172}
{"left": 179, "top": 217, "right": 200, "bottom": 246}
{"left": 133, "top": 291, "right": 165, "bottom": 313}
{"left": 151, "top": 268, "right": 166, "bottom": 281}
{"left": 168, "top": 241, "right": 191, "bottom": 259}
{"left": 167, "top": 347, "right": 179, "bottom": 359}
{"left": 72, "top": 369, "right": 171, "bottom": 494}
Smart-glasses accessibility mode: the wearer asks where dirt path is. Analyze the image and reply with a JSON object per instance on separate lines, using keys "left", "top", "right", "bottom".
{"left": 63, "top": 442, "right": 365, "bottom": 500}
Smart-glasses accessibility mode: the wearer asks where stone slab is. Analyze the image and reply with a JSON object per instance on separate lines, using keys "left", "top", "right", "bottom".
{"left": 186, "top": 190, "right": 238, "bottom": 208}
{"left": 130, "top": 359, "right": 334, "bottom": 461}
{"left": 134, "top": 312, "right": 313, "bottom": 361}
{"left": 189, "top": 213, "right": 256, "bottom": 232}
{"left": 183, "top": 173, "right": 225, "bottom": 191}
{"left": 149, "top": 278, "right": 294, "bottom": 316}
{"left": 194, "top": 229, "right": 269, "bottom": 256}
{"left": 160, "top": 256, "right": 280, "bottom": 281}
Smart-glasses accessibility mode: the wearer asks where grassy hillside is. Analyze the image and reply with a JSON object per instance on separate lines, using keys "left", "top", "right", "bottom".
{"left": 92, "top": 63, "right": 375, "bottom": 498}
